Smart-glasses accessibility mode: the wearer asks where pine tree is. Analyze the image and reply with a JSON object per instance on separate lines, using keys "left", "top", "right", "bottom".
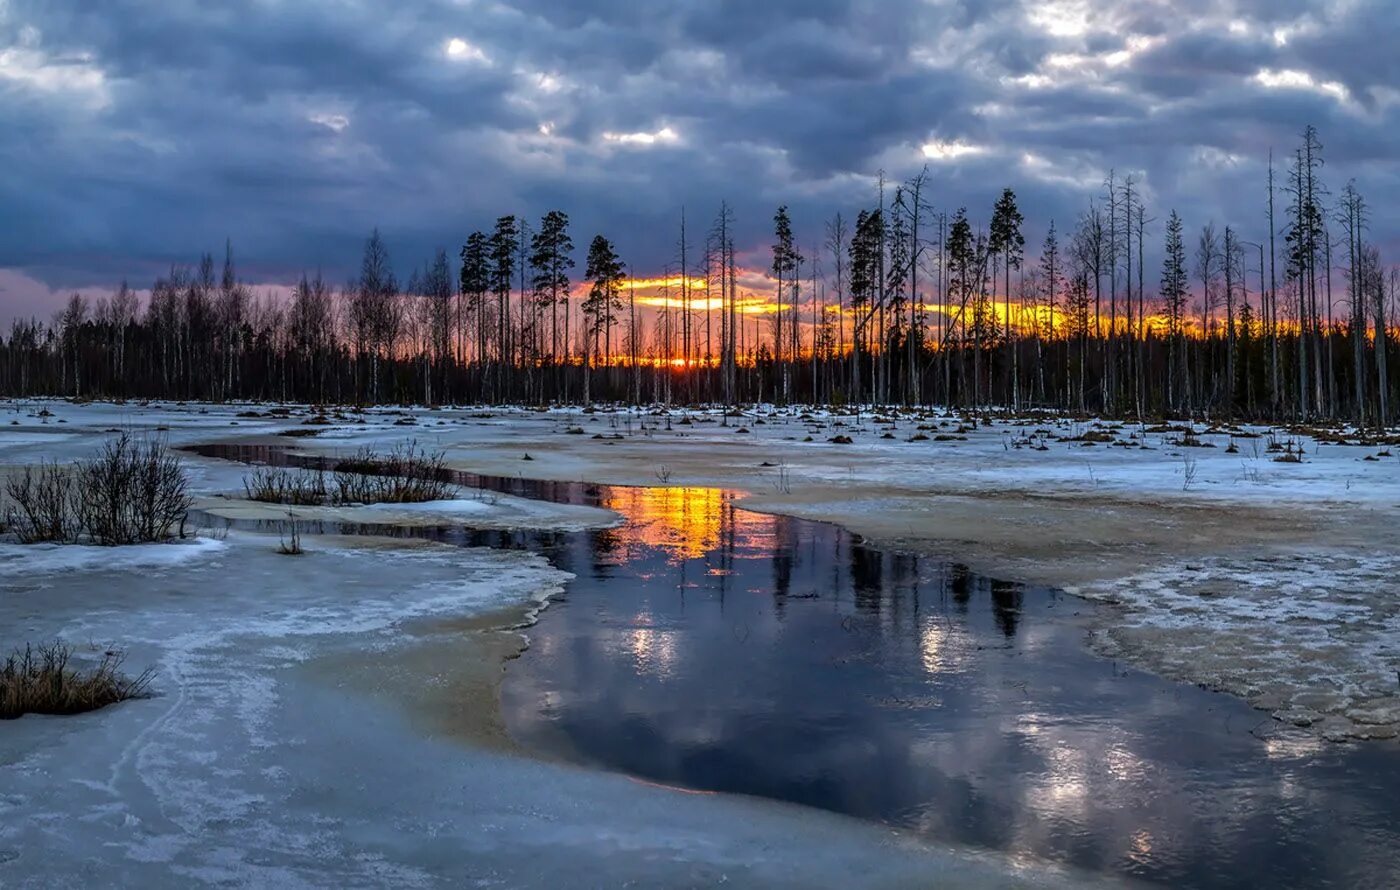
{"left": 848, "top": 209, "right": 883, "bottom": 403}
{"left": 488, "top": 216, "right": 519, "bottom": 397}
{"left": 529, "top": 210, "right": 575, "bottom": 372}
{"left": 771, "top": 205, "right": 797, "bottom": 402}
{"left": 459, "top": 231, "right": 490, "bottom": 375}
{"left": 989, "top": 188, "right": 1025, "bottom": 407}
{"left": 583, "top": 235, "right": 624, "bottom": 404}
{"left": 1160, "top": 210, "right": 1188, "bottom": 410}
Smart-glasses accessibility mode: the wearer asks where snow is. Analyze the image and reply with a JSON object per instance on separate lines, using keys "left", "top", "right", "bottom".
{"left": 197, "top": 487, "right": 617, "bottom": 532}
{"left": 723, "top": 412, "right": 1400, "bottom": 509}
{"left": 1, "top": 396, "right": 1396, "bottom": 885}
{"left": 0, "top": 399, "right": 617, "bottom": 531}
{"left": 0, "top": 399, "right": 297, "bottom": 496}
{"left": 0, "top": 537, "right": 226, "bottom": 576}
{"left": 360, "top": 496, "right": 494, "bottom": 514}
{"left": 268, "top": 401, "right": 1395, "bottom": 740}
{"left": 350, "top": 492, "right": 615, "bottom": 528}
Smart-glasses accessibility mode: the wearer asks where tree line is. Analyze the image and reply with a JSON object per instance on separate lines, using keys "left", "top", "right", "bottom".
{"left": 2, "top": 125, "right": 1395, "bottom": 426}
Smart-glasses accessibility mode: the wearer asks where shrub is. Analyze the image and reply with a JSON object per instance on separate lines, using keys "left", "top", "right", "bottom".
{"left": 331, "top": 442, "right": 453, "bottom": 504}
{"left": 4, "top": 461, "right": 78, "bottom": 543}
{"left": 1, "top": 642, "right": 153, "bottom": 719}
{"left": 244, "top": 467, "right": 329, "bottom": 505}
{"left": 74, "top": 434, "right": 192, "bottom": 545}
{"left": 278, "top": 513, "right": 304, "bottom": 555}
{"left": 244, "top": 441, "right": 453, "bottom": 507}
{"left": 3, "top": 433, "right": 190, "bottom": 545}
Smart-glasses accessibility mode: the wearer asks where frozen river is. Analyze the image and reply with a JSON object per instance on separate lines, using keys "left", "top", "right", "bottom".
{"left": 188, "top": 442, "right": 1400, "bottom": 888}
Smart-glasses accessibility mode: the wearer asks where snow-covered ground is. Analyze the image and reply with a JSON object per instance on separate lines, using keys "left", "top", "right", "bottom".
{"left": 197, "top": 487, "right": 616, "bottom": 532}
{"left": 1, "top": 396, "right": 1397, "bottom": 885}
{"left": 4, "top": 397, "right": 1397, "bottom": 740}
{"left": 0, "top": 399, "right": 616, "bottom": 531}
{"left": 2, "top": 398, "right": 1123, "bottom": 887}
{"left": 12, "top": 396, "right": 1387, "bottom": 513}
{"left": 178, "top": 397, "right": 1396, "bottom": 742}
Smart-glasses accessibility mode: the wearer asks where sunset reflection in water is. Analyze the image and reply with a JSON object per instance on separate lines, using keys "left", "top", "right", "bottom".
{"left": 597, "top": 485, "right": 777, "bottom": 565}
{"left": 500, "top": 478, "right": 1400, "bottom": 890}
{"left": 181, "top": 442, "right": 1400, "bottom": 889}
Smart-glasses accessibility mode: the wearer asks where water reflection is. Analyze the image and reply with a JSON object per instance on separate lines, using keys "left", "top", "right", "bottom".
{"left": 602, "top": 486, "right": 728, "bottom": 562}
{"left": 991, "top": 580, "right": 1023, "bottom": 638}
{"left": 187, "top": 442, "right": 1400, "bottom": 888}
{"left": 496, "top": 484, "right": 1400, "bottom": 889}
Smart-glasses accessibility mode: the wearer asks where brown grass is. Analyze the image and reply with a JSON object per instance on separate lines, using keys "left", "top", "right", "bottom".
{"left": 1, "top": 642, "right": 153, "bottom": 719}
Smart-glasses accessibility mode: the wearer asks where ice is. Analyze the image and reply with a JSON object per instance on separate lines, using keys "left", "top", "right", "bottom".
{"left": 1073, "top": 551, "right": 1400, "bottom": 739}
{"left": 360, "top": 497, "right": 493, "bottom": 514}
{"left": 0, "top": 537, "right": 226, "bottom": 576}
{"left": 197, "top": 487, "right": 617, "bottom": 532}
{"left": 6, "top": 400, "right": 1398, "bottom": 744}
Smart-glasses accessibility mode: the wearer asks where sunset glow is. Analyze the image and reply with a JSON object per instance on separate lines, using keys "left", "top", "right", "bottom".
{"left": 549, "top": 267, "right": 1290, "bottom": 361}
{"left": 3, "top": 4, "right": 1398, "bottom": 886}
{"left": 602, "top": 484, "right": 777, "bottom": 564}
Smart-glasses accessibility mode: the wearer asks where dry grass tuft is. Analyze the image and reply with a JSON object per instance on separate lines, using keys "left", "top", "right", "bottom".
{"left": 1, "top": 642, "right": 153, "bottom": 719}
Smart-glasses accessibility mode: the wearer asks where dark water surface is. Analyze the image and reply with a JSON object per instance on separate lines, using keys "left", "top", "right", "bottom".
{"left": 190, "top": 443, "right": 1400, "bottom": 888}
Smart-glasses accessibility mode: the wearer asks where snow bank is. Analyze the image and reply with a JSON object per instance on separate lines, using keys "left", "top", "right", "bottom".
{"left": 359, "top": 497, "right": 494, "bottom": 515}
{"left": 0, "top": 537, "right": 227, "bottom": 577}
{"left": 196, "top": 488, "right": 616, "bottom": 532}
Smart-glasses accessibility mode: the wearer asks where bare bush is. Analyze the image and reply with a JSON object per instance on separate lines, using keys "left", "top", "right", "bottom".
{"left": 278, "top": 512, "right": 304, "bottom": 555}
{"left": 4, "top": 434, "right": 190, "bottom": 545}
{"left": 1, "top": 642, "right": 153, "bottom": 719}
{"left": 1182, "top": 454, "right": 1200, "bottom": 490}
{"left": 4, "top": 461, "right": 78, "bottom": 543}
{"left": 244, "top": 440, "right": 453, "bottom": 507}
{"left": 331, "top": 442, "right": 452, "bottom": 504}
{"left": 771, "top": 461, "right": 792, "bottom": 494}
{"left": 74, "top": 434, "right": 192, "bottom": 545}
{"left": 244, "top": 467, "right": 328, "bottom": 505}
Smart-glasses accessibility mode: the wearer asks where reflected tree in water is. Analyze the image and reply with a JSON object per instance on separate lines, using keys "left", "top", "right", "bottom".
{"left": 990, "top": 580, "right": 1024, "bottom": 638}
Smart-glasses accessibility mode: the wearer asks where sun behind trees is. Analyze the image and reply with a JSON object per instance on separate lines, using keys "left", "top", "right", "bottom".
{"left": 2, "top": 125, "right": 1394, "bottom": 426}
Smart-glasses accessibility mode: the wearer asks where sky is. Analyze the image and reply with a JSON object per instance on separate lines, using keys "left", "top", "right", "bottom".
{"left": 2, "top": 0, "right": 1398, "bottom": 323}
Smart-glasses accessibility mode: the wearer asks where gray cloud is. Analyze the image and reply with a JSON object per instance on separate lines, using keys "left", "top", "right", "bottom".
{"left": 1, "top": 0, "right": 1397, "bottom": 313}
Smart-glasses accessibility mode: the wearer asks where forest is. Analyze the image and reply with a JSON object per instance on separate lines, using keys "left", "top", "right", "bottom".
{"left": 3, "top": 126, "right": 1393, "bottom": 426}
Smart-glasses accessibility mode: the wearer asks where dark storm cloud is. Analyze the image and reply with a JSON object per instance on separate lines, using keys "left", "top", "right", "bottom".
{"left": 1, "top": 0, "right": 1397, "bottom": 310}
